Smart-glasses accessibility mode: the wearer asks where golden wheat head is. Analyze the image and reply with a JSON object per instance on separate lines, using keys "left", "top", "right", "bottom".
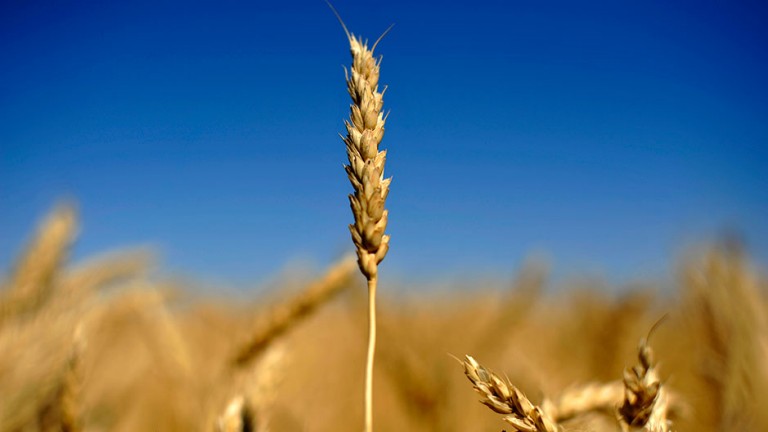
{"left": 462, "top": 355, "right": 559, "bottom": 432}
{"left": 618, "top": 337, "right": 671, "bottom": 432}
{"left": 341, "top": 27, "right": 391, "bottom": 280}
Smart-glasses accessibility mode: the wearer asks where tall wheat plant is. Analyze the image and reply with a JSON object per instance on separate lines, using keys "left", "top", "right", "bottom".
{"left": 331, "top": 5, "right": 392, "bottom": 431}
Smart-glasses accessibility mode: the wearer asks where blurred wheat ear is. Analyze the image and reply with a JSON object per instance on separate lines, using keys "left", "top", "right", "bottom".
{"left": 617, "top": 333, "right": 672, "bottom": 432}
{"left": 231, "top": 255, "right": 357, "bottom": 367}
{"left": 329, "top": 3, "right": 392, "bottom": 431}
{"left": 682, "top": 246, "right": 768, "bottom": 429}
{"left": 0, "top": 203, "right": 78, "bottom": 324}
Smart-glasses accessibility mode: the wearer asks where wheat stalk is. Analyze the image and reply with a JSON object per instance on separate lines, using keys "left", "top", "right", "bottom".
{"left": 462, "top": 355, "right": 559, "bottom": 432}
{"left": 329, "top": 4, "right": 392, "bottom": 431}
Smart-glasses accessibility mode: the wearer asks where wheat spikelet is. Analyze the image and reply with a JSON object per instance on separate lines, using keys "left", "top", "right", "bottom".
{"left": 462, "top": 355, "right": 559, "bottom": 432}
{"left": 618, "top": 337, "right": 671, "bottom": 432}
{"left": 232, "top": 255, "right": 357, "bottom": 367}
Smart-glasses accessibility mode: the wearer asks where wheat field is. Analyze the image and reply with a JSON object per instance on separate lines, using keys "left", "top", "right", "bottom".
{"left": 2, "top": 8, "right": 766, "bottom": 431}
{"left": 0, "top": 203, "right": 766, "bottom": 431}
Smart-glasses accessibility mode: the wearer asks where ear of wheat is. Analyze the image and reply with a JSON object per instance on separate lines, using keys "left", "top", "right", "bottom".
{"left": 461, "top": 321, "right": 679, "bottom": 431}
{"left": 341, "top": 30, "right": 391, "bottom": 281}
{"left": 329, "top": 3, "right": 392, "bottom": 431}
{"left": 462, "top": 355, "right": 560, "bottom": 432}
{"left": 618, "top": 337, "right": 671, "bottom": 432}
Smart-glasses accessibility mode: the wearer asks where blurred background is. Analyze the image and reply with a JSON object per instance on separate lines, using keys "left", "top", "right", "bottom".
{"left": 2, "top": 0, "right": 765, "bottom": 287}
{"left": 1, "top": 1, "right": 767, "bottom": 431}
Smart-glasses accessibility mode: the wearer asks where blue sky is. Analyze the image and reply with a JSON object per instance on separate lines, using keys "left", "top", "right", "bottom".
{"left": 1, "top": 0, "right": 766, "bottom": 286}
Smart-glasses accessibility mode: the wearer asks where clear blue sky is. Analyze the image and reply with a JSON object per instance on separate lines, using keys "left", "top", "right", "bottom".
{"left": 1, "top": 0, "right": 766, "bottom": 285}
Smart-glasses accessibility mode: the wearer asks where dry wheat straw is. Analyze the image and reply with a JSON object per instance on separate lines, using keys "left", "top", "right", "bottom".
{"left": 232, "top": 255, "right": 357, "bottom": 367}
{"left": 329, "top": 4, "right": 392, "bottom": 431}
{"left": 462, "top": 355, "right": 559, "bottom": 432}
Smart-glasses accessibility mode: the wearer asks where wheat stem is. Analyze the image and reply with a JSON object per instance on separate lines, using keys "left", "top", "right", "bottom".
{"left": 330, "top": 5, "right": 392, "bottom": 430}
{"left": 364, "top": 277, "right": 377, "bottom": 432}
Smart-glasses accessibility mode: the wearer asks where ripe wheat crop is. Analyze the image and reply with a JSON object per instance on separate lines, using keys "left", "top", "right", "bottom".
{"left": 0, "top": 9, "right": 766, "bottom": 432}
{"left": 1, "top": 203, "right": 767, "bottom": 431}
